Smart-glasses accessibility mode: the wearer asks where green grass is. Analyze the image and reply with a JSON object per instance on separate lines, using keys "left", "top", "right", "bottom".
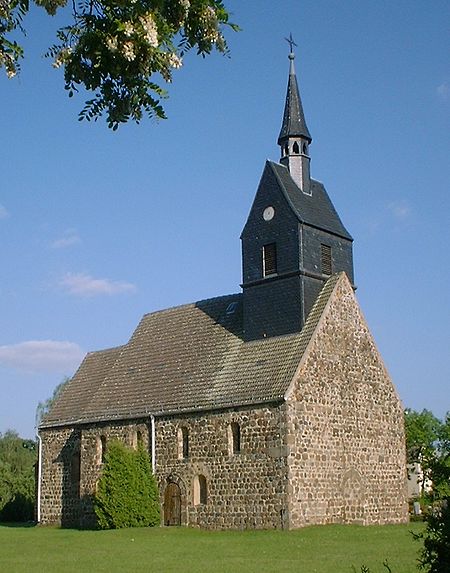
{"left": 0, "top": 522, "right": 424, "bottom": 573}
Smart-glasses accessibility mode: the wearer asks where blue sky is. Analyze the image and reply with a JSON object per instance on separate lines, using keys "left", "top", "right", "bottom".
{"left": 1, "top": 1, "right": 449, "bottom": 438}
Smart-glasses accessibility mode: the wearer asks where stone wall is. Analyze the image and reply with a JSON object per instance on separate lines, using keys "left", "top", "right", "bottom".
{"left": 285, "top": 275, "right": 409, "bottom": 527}
{"left": 39, "top": 419, "right": 150, "bottom": 527}
{"left": 39, "top": 427, "right": 80, "bottom": 526}
{"left": 155, "top": 404, "right": 289, "bottom": 529}
{"left": 39, "top": 405, "right": 289, "bottom": 529}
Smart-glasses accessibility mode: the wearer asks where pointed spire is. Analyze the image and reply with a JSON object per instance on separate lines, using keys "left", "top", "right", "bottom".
{"left": 278, "top": 40, "right": 312, "bottom": 145}
{"left": 278, "top": 36, "right": 312, "bottom": 194}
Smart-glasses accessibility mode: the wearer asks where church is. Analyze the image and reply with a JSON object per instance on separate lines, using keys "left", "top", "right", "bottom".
{"left": 38, "top": 47, "right": 408, "bottom": 529}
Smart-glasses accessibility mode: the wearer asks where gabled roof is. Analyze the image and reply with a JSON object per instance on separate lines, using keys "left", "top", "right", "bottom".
{"left": 270, "top": 161, "right": 353, "bottom": 240}
{"left": 242, "top": 161, "right": 352, "bottom": 241}
{"left": 40, "top": 273, "right": 344, "bottom": 429}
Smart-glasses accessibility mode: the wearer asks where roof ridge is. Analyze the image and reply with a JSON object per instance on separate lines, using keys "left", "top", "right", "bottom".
{"left": 75, "top": 343, "right": 128, "bottom": 422}
{"left": 283, "top": 272, "right": 345, "bottom": 400}
{"left": 141, "top": 292, "right": 241, "bottom": 319}
{"left": 267, "top": 161, "right": 353, "bottom": 241}
{"left": 39, "top": 344, "right": 125, "bottom": 428}
{"left": 85, "top": 344, "right": 125, "bottom": 357}
{"left": 241, "top": 330, "right": 301, "bottom": 347}
{"left": 267, "top": 160, "right": 305, "bottom": 220}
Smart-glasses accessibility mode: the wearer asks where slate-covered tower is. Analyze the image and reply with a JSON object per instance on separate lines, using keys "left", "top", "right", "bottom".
{"left": 241, "top": 48, "right": 354, "bottom": 341}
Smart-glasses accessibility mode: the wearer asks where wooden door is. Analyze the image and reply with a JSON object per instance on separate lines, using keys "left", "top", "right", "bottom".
{"left": 164, "top": 482, "right": 181, "bottom": 526}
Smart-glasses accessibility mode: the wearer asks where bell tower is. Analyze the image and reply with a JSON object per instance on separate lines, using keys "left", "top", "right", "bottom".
{"left": 241, "top": 39, "right": 354, "bottom": 341}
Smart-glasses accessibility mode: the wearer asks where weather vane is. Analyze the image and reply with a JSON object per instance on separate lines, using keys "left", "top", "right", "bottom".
{"left": 285, "top": 33, "right": 297, "bottom": 53}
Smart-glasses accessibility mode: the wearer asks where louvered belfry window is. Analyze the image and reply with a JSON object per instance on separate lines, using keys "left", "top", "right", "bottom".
{"left": 263, "top": 243, "right": 277, "bottom": 276}
{"left": 321, "top": 244, "right": 332, "bottom": 275}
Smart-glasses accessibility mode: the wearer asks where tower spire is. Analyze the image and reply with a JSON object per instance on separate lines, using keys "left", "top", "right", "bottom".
{"left": 278, "top": 36, "right": 312, "bottom": 194}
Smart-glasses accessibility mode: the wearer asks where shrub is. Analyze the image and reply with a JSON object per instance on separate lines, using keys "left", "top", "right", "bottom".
{"left": 416, "top": 498, "right": 450, "bottom": 572}
{"left": 93, "top": 440, "right": 160, "bottom": 529}
{"left": 0, "top": 492, "right": 34, "bottom": 522}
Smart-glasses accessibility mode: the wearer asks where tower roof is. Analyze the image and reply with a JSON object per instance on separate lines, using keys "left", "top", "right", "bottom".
{"left": 241, "top": 161, "right": 353, "bottom": 242}
{"left": 278, "top": 51, "right": 312, "bottom": 145}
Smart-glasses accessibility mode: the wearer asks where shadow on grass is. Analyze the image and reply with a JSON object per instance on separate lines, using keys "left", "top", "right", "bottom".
{"left": 0, "top": 520, "right": 103, "bottom": 531}
{"left": 0, "top": 521, "right": 37, "bottom": 528}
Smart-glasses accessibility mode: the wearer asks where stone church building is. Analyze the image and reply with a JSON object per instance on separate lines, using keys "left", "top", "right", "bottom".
{"left": 38, "top": 49, "right": 408, "bottom": 529}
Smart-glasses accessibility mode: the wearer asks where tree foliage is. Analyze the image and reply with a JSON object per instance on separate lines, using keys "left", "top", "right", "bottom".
{"left": 405, "top": 409, "right": 450, "bottom": 501}
{"left": 35, "top": 376, "right": 70, "bottom": 429}
{"left": 417, "top": 499, "right": 450, "bottom": 573}
{"left": 93, "top": 439, "right": 159, "bottom": 529}
{"left": 0, "top": 430, "right": 36, "bottom": 522}
{"left": 430, "top": 413, "right": 450, "bottom": 501}
{"left": 1, "top": 0, "right": 237, "bottom": 128}
{"left": 405, "top": 410, "right": 450, "bottom": 572}
{"left": 405, "top": 409, "right": 443, "bottom": 494}
{"left": 405, "top": 409, "right": 442, "bottom": 463}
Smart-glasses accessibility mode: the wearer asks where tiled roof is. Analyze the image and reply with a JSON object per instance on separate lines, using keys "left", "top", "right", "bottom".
{"left": 40, "top": 274, "right": 343, "bottom": 429}
{"left": 41, "top": 346, "right": 124, "bottom": 427}
{"left": 269, "top": 161, "right": 353, "bottom": 240}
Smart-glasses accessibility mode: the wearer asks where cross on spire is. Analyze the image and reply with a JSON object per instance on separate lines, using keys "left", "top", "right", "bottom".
{"left": 285, "top": 33, "right": 297, "bottom": 54}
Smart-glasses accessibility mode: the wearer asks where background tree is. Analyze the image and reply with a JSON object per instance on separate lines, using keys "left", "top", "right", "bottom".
{"left": 417, "top": 498, "right": 450, "bottom": 573}
{"left": 405, "top": 410, "right": 450, "bottom": 572}
{"left": 1, "top": 0, "right": 238, "bottom": 128}
{"left": 0, "top": 430, "right": 36, "bottom": 522}
{"left": 404, "top": 409, "right": 442, "bottom": 494}
{"left": 0, "top": 376, "right": 70, "bottom": 522}
{"left": 35, "top": 376, "right": 70, "bottom": 429}
{"left": 94, "top": 439, "right": 159, "bottom": 529}
{"left": 430, "top": 413, "right": 450, "bottom": 500}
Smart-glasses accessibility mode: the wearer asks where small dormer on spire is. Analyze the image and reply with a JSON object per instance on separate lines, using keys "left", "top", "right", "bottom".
{"left": 278, "top": 36, "right": 312, "bottom": 195}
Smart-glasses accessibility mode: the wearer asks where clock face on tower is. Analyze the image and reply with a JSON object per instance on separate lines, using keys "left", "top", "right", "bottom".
{"left": 263, "top": 206, "right": 275, "bottom": 221}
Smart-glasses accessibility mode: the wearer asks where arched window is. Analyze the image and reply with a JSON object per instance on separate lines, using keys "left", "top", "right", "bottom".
{"left": 293, "top": 141, "right": 300, "bottom": 154}
{"left": 228, "top": 422, "right": 241, "bottom": 455}
{"left": 71, "top": 448, "right": 81, "bottom": 490}
{"left": 284, "top": 143, "right": 289, "bottom": 156}
{"left": 131, "top": 429, "right": 144, "bottom": 449}
{"left": 98, "top": 435, "right": 107, "bottom": 463}
{"left": 193, "top": 474, "right": 207, "bottom": 506}
{"left": 302, "top": 142, "right": 308, "bottom": 154}
{"left": 178, "top": 426, "right": 189, "bottom": 459}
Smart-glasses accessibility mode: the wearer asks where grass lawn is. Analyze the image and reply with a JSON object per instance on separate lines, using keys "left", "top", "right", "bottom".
{"left": 0, "top": 522, "right": 424, "bottom": 573}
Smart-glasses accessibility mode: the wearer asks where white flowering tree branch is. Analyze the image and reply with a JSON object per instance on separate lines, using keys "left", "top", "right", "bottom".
{"left": 0, "top": 0, "right": 29, "bottom": 77}
{"left": 1, "top": 0, "right": 238, "bottom": 129}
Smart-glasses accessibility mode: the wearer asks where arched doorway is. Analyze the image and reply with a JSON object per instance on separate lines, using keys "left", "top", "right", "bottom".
{"left": 341, "top": 468, "right": 365, "bottom": 524}
{"left": 164, "top": 482, "right": 181, "bottom": 526}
